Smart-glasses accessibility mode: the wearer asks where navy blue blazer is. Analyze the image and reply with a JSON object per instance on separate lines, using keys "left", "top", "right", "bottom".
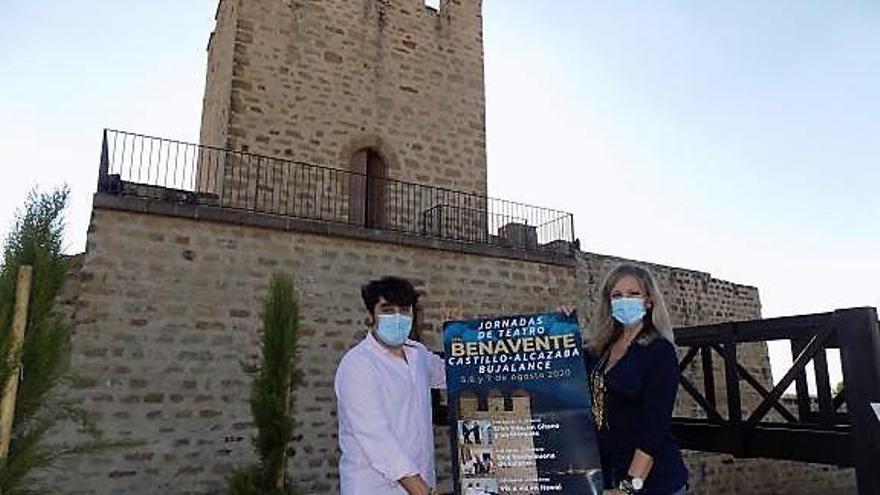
{"left": 585, "top": 337, "right": 688, "bottom": 494}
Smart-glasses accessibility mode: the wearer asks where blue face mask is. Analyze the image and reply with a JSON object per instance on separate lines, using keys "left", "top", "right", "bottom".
{"left": 611, "top": 297, "right": 647, "bottom": 327}
{"left": 375, "top": 314, "right": 412, "bottom": 347}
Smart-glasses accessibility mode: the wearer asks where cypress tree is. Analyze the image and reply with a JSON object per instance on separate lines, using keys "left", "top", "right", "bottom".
{"left": 0, "top": 187, "right": 124, "bottom": 495}
{"left": 229, "top": 273, "right": 301, "bottom": 495}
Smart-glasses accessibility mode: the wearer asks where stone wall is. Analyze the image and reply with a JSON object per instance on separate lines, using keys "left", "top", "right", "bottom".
{"left": 39, "top": 199, "right": 856, "bottom": 494}
{"left": 36, "top": 199, "right": 854, "bottom": 494}
{"left": 198, "top": 0, "right": 488, "bottom": 196}
{"left": 45, "top": 204, "right": 572, "bottom": 494}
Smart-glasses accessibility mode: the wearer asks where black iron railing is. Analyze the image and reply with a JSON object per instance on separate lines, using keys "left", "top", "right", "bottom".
{"left": 97, "top": 129, "right": 576, "bottom": 257}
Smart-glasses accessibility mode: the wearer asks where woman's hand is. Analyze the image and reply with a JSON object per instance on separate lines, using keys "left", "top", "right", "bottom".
{"left": 558, "top": 304, "right": 576, "bottom": 316}
{"left": 443, "top": 305, "right": 465, "bottom": 322}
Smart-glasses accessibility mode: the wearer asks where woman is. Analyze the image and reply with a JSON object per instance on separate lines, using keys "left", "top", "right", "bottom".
{"left": 576, "top": 263, "right": 688, "bottom": 495}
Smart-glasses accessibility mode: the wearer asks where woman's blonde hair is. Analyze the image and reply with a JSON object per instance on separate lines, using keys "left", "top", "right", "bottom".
{"left": 588, "top": 263, "right": 674, "bottom": 355}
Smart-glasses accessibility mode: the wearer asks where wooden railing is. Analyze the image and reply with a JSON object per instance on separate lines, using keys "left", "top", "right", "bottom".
{"left": 672, "top": 307, "right": 880, "bottom": 494}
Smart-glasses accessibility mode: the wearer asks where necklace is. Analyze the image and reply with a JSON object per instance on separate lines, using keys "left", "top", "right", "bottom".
{"left": 591, "top": 327, "right": 643, "bottom": 431}
{"left": 590, "top": 347, "right": 612, "bottom": 431}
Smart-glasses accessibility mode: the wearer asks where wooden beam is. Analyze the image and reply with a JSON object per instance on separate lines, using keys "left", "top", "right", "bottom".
{"left": 746, "top": 320, "right": 836, "bottom": 429}
{"left": 712, "top": 344, "right": 799, "bottom": 424}
{"left": 672, "top": 420, "right": 853, "bottom": 466}
{"left": 814, "top": 347, "right": 834, "bottom": 426}
{"left": 0, "top": 265, "right": 33, "bottom": 462}
{"left": 791, "top": 338, "right": 813, "bottom": 422}
{"left": 678, "top": 346, "right": 699, "bottom": 372}
{"left": 721, "top": 342, "right": 744, "bottom": 455}
{"left": 679, "top": 374, "right": 725, "bottom": 423}
{"left": 674, "top": 313, "right": 833, "bottom": 346}
{"left": 701, "top": 347, "right": 716, "bottom": 409}
{"left": 837, "top": 308, "right": 880, "bottom": 495}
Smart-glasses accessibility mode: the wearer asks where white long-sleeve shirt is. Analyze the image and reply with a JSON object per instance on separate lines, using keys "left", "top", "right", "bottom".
{"left": 335, "top": 333, "right": 446, "bottom": 495}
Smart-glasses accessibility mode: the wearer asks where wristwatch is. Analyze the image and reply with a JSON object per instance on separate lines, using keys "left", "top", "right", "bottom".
{"left": 618, "top": 475, "right": 644, "bottom": 494}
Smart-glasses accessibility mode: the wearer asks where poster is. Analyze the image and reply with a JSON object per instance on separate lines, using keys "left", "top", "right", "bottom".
{"left": 443, "top": 312, "right": 603, "bottom": 495}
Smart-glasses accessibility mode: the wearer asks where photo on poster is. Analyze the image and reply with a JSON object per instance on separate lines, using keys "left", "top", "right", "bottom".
{"left": 461, "top": 477, "right": 499, "bottom": 495}
{"left": 458, "top": 419, "right": 494, "bottom": 446}
{"left": 459, "top": 445, "right": 495, "bottom": 476}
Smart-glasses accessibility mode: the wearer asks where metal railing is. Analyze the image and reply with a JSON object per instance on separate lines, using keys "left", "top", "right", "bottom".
{"left": 97, "top": 129, "right": 576, "bottom": 257}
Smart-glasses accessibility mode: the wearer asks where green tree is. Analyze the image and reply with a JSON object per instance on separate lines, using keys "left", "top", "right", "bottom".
{"left": 229, "top": 273, "right": 301, "bottom": 495}
{"left": 0, "top": 187, "right": 134, "bottom": 495}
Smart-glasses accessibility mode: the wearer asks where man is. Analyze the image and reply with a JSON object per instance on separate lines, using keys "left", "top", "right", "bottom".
{"left": 335, "top": 276, "right": 446, "bottom": 495}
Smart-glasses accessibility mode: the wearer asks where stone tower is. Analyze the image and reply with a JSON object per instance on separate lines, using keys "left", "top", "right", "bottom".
{"left": 199, "top": 0, "right": 488, "bottom": 200}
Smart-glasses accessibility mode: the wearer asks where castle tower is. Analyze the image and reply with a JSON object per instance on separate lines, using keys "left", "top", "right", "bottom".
{"left": 198, "top": 0, "right": 488, "bottom": 208}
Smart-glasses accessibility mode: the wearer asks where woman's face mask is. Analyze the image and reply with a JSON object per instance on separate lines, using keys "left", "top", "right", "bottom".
{"left": 609, "top": 275, "right": 650, "bottom": 327}
{"left": 611, "top": 297, "right": 646, "bottom": 327}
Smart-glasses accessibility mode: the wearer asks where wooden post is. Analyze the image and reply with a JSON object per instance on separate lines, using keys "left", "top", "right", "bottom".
{"left": 838, "top": 307, "right": 880, "bottom": 495}
{"left": 0, "top": 265, "right": 33, "bottom": 462}
{"left": 722, "top": 342, "right": 743, "bottom": 455}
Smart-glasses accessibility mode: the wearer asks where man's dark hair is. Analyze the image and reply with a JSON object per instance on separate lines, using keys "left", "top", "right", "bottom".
{"left": 361, "top": 276, "right": 419, "bottom": 313}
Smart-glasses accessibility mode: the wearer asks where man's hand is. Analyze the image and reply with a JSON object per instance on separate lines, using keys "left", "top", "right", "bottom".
{"left": 398, "top": 474, "right": 432, "bottom": 495}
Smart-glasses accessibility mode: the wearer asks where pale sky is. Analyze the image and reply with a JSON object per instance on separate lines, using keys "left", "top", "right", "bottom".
{"left": 1, "top": 1, "right": 878, "bottom": 387}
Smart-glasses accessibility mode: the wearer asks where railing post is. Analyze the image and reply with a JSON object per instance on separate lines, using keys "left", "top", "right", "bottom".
{"left": 97, "top": 129, "right": 110, "bottom": 191}
{"left": 838, "top": 307, "right": 880, "bottom": 495}
{"left": 722, "top": 342, "right": 743, "bottom": 455}
{"left": 701, "top": 346, "right": 716, "bottom": 409}
{"left": 254, "top": 155, "right": 261, "bottom": 212}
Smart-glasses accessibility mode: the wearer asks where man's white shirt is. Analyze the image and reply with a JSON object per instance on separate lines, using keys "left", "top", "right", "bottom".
{"left": 335, "top": 333, "right": 446, "bottom": 495}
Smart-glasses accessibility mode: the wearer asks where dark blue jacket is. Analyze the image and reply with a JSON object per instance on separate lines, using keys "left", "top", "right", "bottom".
{"left": 585, "top": 337, "right": 688, "bottom": 495}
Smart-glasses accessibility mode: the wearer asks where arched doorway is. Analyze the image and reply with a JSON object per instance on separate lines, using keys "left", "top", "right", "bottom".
{"left": 349, "top": 148, "right": 387, "bottom": 228}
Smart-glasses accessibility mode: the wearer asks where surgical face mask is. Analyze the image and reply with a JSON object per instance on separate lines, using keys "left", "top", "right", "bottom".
{"left": 375, "top": 313, "right": 412, "bottom": 347}
{"left": 611, "top": 297, "right": 647, "bottom": 327}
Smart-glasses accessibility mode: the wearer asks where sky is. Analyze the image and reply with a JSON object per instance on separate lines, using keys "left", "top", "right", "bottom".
{"left": 1, "top": 1, "right": 878, "bottom": 387}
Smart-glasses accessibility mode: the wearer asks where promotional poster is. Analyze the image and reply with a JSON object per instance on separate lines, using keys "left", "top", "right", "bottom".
{"left": 443, "top": 312, "right": 603, "bottom": 495}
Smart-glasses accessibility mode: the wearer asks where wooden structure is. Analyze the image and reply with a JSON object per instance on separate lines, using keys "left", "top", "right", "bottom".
{"left": 673, "top": 307, "right": 880, "bottom": 494}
